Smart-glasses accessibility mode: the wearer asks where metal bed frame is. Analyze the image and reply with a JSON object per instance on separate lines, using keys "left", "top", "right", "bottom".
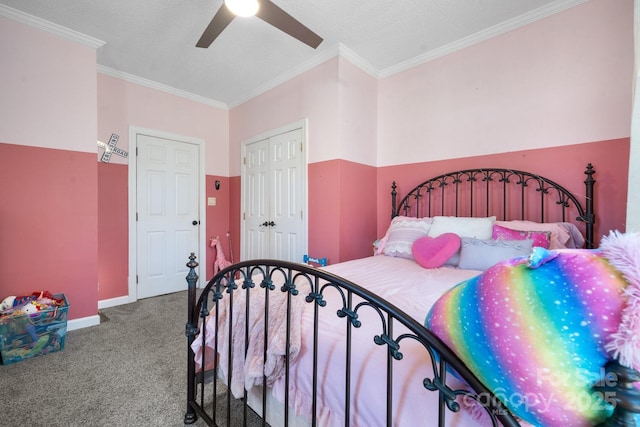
{"left": 184, "top": 164, "right": 640, "bottom": 426}
{"left": 391, "top": 164, "right": 596, "bottom": 248}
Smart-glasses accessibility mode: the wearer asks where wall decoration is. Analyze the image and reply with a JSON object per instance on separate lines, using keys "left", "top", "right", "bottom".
{"left": 97, "top": 133, "right": 128, "bottom": 163}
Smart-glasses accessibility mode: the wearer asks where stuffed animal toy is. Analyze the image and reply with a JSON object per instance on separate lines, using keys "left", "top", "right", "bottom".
{"left": 20, "top": 302, "right": 40, "bottom": 315}
{"left": 210, "top": 236, "right": 233, "bottom": 275}
{"left": 0, "top": 296, "right": 16, "bottom": 311}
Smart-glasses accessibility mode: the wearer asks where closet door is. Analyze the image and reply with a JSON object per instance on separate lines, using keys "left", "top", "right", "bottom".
{"left": 269, "top": 129, "right": 304, "bottom": 260}
{"left": 244, "top": 138, "right": 270, "bottom": 259}
{"left": 242, "top": 127, "right": 305, "bottom": 261}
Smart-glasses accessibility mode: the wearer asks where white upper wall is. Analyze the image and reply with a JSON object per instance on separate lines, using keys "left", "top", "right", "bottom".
{"left": 337, "top": 57, "right": 378, "bottom": 166}
{"left": 97, "top": 73, "right": 229, "bottom": 176}
{"left": 229, "top": 58, "right": 341, "bottom": 176}
{"left": 2, "top": 0, "right": 633, "bottom": 177}
{"left": 0, "top": 15, "right": 98, "bottom": 153}
{"left": 376, "top": 0, "right": 633, "bottom": 166}
{"left": 628, "top": 0, "right": 640, "bottom": 233}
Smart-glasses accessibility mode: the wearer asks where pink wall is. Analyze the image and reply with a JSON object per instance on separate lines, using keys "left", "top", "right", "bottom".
{"left": 307, "top": 161, "right": 342, "bottom": 263}
{"left": 0, "top": 144, "right": 98, "bottom": 319}
{"left": 337, "top": 57, "right": 378, "bottom": 166}
{"left": 338, "top": 161, "right": 378, "bottom": 260}
{"left": 205, "top": 175, "right": 232, "bottom": 280}
{"left": 97, "top": 163, "right": 129, "bottom": 301}
{"left": 377, "top": 0, "right": 633, "bottom": 166}
{"left": 0, "top": 16, "right": 98, "bottom": 321}
{"left": 97, "top": 74, "right": 229, "bottom": 173}
{"left": 229, "top": 176, "right": 242, "bottom": 269}
{"left": 229, "top": 58, "right": 340, "bottom": 176}
{"left": 0, "top": 16, "right": 97, "bottom": 153}
{"left": 97, "top": 168, "right": 229, "bottom": 297}
{"left": 228, "top": 0, "right": 632, "bottom": 263}
{"left": 1, "top": 0, "right": 633, "bottom": 323}
{"left": 97, "top": 74, "right": 230, "bottom": 298}
{"left": 376, "top": 138, "right": 630, "bottom": 247}
{"left": 229, "top": 57, "right": 380, "bottom": 263}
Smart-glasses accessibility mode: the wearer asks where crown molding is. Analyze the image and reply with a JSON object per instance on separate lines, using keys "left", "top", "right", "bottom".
{"left": 231, "top": 0, "right": 588, "bottom": 105}
{"left": 97, "top": 65, "right": 228, "bottom": 110}
{"left": 0, "top": 4, "right": 104, "bottom": 49}
{"left": 378, "top": 0, "right": 589, "bottom": 78}
{"left": 227, "top": 44, "right": 341, "bottom": 108}
{"left": 228, "top": 43, "right": 379, "bottom": 108}
{"left": 337, "top": 44, "right": 380, "bottom": 79}
{"left": 2, "top": 0, "right": 590, "bottom": 109}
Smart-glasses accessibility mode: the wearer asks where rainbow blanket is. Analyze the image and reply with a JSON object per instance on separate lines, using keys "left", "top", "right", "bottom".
{"left": 426, "top": 237, "right": 638, "bottom": 427}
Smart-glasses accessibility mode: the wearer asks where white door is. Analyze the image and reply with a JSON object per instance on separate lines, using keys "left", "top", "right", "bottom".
{"left": 242, "top": 126, "right": 306, "bottom": 262}
{"left": 136, "top": 134, "right": 200, "bottom": 298}
{"left": 244, "top": 138, "right": 270, "bottom": 259}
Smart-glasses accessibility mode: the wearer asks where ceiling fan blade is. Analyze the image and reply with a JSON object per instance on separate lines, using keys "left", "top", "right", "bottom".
{"left": 196, "top": 4, "right": 236, "bottom": 48}
{"left": 256, "top": 0, "right": 323, "bottom": 49}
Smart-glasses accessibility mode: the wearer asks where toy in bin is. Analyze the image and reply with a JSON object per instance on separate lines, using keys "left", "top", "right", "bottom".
{"left": 0, "top": 291, "right": 69, "bottom": 365}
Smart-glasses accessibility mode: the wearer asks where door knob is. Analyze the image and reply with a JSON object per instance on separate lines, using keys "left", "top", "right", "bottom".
{"left": 259, "top": 221, "right": 276, "bottom": 227}
{"left": 260, "top": 221, "right": 269, "bottom": 227}
{"left": 268, "top": 221, "right": 275, "bottom": 226}
{"left": 192, "top": 220, "right": 200, "bottom": 225}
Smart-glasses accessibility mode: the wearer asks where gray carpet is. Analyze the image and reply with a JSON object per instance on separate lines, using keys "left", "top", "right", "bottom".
{"left": 0, "top": 291, "right": 262, "bottom": 427}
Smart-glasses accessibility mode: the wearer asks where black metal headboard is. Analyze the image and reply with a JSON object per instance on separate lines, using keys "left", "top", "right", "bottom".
{"left": 391, "top": 164, "right": 596, "bottom": 249}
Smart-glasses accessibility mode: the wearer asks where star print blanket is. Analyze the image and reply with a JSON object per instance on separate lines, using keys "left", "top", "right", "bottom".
{"left": 426, "top": 231, "right": 640, "bottom": 427}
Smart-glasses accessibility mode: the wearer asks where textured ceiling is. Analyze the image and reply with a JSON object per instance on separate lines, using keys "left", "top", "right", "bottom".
{"left": 0, "top": 0, "right": 587, "bottom": 108}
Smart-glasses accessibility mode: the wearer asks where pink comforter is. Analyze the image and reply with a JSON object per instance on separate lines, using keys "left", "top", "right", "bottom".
{"left": 193, "top": 256, "right": 487, "bottom": 426}
{"left": 271, "top": 256, "right": 484, "bottom": 426}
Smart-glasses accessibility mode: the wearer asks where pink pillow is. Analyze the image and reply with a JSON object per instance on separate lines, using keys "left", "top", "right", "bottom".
{"left": 411, "top": 233, "right": 461, "bottom": 269}
{"left": 492, "top": 224, "right": 551, "bottom": 249}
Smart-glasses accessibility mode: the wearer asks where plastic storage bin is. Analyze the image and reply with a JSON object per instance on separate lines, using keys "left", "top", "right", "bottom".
{"left": 0, "top": 294, "right": 68, "bottom": 365}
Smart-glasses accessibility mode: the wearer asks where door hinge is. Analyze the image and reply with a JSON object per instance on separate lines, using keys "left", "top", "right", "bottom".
{"left": 300, "top": 143, "right": 303, "bottom": 152}
{"left": 136, "top": 275, "right": 138, "bottom": 284}
{"left": 243, "top": 157, "right": 246, "bottom": 165}
{"left": 136, "top": 212, "right": 138, "bottom": 221}
{"left": 301, "top": 211, "right": 303, "bottom": 219}
{"left": 136, "top": 146, "right": 139, "bottom": 156}
{"left": 243, "top": 212, "right": 246, "bottom": 220}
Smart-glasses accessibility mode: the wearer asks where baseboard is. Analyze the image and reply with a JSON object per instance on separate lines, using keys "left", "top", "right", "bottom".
{"left": 67, "top": 314, "right": 100, "bottom": 331}
{"left": 67, "top": 295, "right": 131, "bottom": 331}
{"left": 98, "top": 295, "right": 130, "bottom": 309}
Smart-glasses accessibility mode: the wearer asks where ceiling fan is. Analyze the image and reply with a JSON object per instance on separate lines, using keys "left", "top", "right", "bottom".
{"left": 196, "top": 0, "right": 323, "bottom": 49}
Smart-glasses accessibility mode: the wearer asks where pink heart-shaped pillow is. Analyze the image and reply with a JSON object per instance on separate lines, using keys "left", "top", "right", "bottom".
{"left": 412, "top": 233, "right": 461, "bottom": 269}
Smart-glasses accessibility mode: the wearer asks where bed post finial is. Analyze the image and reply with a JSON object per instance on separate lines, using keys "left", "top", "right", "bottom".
{"left": 186, "top": 253, "right": 199, "bottom": 300}
{"left": 184, "top": 253, "right": 199, "bottom": 424}
{"left": 185, "top": 253, "right": 199, "bottom": 335}
{"left": 584, "top": 163, "right": 596, "bottom": 248}
{"left": 391, "top": 181, "right": 398, "bottom": 219}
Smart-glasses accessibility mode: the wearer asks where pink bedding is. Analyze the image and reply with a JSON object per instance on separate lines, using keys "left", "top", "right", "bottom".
{"left": 192, "top": 279, "right": 306, "bottom": 396}
{"left": 192, "top": 255, "right": 488, "bottom": 426}
{"left": 270, "top": 256, "right": 483, "bottom": 426}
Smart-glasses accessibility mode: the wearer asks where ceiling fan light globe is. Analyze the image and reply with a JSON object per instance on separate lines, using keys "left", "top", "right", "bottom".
{"left": 225, "top": 0, "right": 259, "bottom": 17}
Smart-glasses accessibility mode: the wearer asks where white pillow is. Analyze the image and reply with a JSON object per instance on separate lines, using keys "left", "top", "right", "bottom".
{"left": 382, "top": 216, "right": 433, "bottom": 259}
{"left": 428, "top": 216, "right": 496, "bottom": 240}
{"left": 458, "top": 238, "right": 533, "bottom": 271}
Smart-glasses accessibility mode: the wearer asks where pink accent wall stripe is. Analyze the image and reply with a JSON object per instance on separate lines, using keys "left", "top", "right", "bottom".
{"left": 376, "top": 138, "right": 629, "bottom": 246}
{"left": 204, "top": 175, "right": 232, "bottom": 281}
{"left": 97, "top": 162, "right": 128, "bottom": 301}
{"left": 0, "top": 143, "right": 98, "bottom": 319}
{"left": 293, "top": 159, "right": 377, "bottom": 264}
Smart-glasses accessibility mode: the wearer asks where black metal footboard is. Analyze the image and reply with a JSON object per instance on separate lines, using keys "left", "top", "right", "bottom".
{"left": 183, "top": 254, "right": 524, "bottom": 427}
